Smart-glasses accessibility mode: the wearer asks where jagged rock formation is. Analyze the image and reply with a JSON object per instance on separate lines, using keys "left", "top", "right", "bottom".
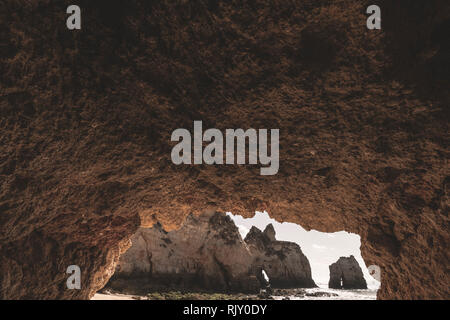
{"left": 108, "top": 211, "right": 260, "bottom": 293}
{"left": 0, "top": 0, "right": 449, "bottom": 299}
{"left": 245, "top": 224, "right": 316, "bottom": 288}
{"left": 329, "top": 256, "right": 368, "bottom": 289}
{"left": 108, "top": 214, "right": 315, "bottom": 293}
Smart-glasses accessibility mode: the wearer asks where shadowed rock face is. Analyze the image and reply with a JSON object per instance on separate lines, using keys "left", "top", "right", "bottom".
{"left": 108, "top": 211, "right": 260, "bottom": 293}
{"left": 0, "top": 0, "right": 449, "bottom": 299}
{"left": 328, "top": 256, "right": 368, "bottom": 289}
{"left": 245, "top": 224, "right": 317, "bottom": 288}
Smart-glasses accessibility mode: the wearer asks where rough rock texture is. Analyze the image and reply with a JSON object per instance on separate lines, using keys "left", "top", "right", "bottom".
{"left": 0, "top": 0, "right": 449, "bottom": 299}
{"left": 109, "top": 215, "right": 315, "bottom": 293}
{"left": 329, "top": 256, "right": 368, "bottom": 289}
{"left": 108, "top": 211, "right": 260, "bottom": 293}
{"left": 245, "top": 224, "right": 317, "bottom": 288}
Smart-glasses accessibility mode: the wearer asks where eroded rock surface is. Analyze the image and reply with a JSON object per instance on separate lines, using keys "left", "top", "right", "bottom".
{"left": 108, "top": 213, "right": 316, "bottom": 293}
{"left": 329, "top": 256, "right": 368, "bottom": 289}
{"left": 108, "top": 211, "right": 260, "bottom": 293}
{"left": 1, "top": 0, "right": 449, "bottom": 299}
{"left": 245, "top": 224, "right": 316, "bottom": 288}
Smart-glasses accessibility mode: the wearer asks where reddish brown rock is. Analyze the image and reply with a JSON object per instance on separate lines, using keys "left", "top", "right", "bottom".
{"left": 0, "top": 0, "right": 448, "bottom": 299}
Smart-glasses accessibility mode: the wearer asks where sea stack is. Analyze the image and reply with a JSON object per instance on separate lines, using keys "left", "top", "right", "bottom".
{"left": 328, "top": 256, "right": 368, "bottom": 289}
{"left": 245, "top": 224, "right": 317, "bottom": 288}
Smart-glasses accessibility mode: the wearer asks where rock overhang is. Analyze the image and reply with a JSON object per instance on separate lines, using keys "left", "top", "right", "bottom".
{"left": 0, "top": 0, "right": 448, "bottom": 300}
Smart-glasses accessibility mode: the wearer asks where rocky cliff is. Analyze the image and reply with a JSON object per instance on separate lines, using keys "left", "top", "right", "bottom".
{"left": 108, "top": 213, "right": 316, "bottom": 293}
{"left": 108, "top": 211, "right": 260, "bottom": 293}
{"left": 245, "top": 224, "right": 317, "bottom": 288}
{"left": 1, "top": 0, "right": 448, "bottom": 299}
{"left": 329, "top": 256, "right": 368, "bottom": 289}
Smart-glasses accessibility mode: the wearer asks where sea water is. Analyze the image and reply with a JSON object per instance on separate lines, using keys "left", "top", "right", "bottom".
{"left": 272, "top": 283, "right": 378, "bottom": 300}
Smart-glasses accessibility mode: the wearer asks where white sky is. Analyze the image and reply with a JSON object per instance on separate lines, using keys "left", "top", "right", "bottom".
{"left": 228, "top": 211, "right": 380, "bottom": 289}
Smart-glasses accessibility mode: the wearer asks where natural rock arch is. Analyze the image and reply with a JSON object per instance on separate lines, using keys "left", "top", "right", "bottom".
{"left": 328, "top": 256, "right": 367, "bottom": 290}
{"left": 0, "top": 0, "right": 448, "bottom": 299}
{"left": 244, "top": 224, "right": 316, "bottom": 289}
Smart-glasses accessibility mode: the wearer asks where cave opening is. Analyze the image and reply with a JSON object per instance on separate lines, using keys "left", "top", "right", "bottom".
{"left": 96, "top": 210, "right": 380, "bottom": 300}
{"left": 227, "top": 211, "right": 381, "bottom": 299}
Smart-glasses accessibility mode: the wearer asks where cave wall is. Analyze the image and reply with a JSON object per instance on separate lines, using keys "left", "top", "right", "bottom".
{"left": 0, "top": 0, "right": 449, "bottom": 299}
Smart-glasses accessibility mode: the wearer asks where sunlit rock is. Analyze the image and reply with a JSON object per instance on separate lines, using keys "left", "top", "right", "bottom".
{"left": 109, "top": 211, "right": 260, "bottom": 293}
